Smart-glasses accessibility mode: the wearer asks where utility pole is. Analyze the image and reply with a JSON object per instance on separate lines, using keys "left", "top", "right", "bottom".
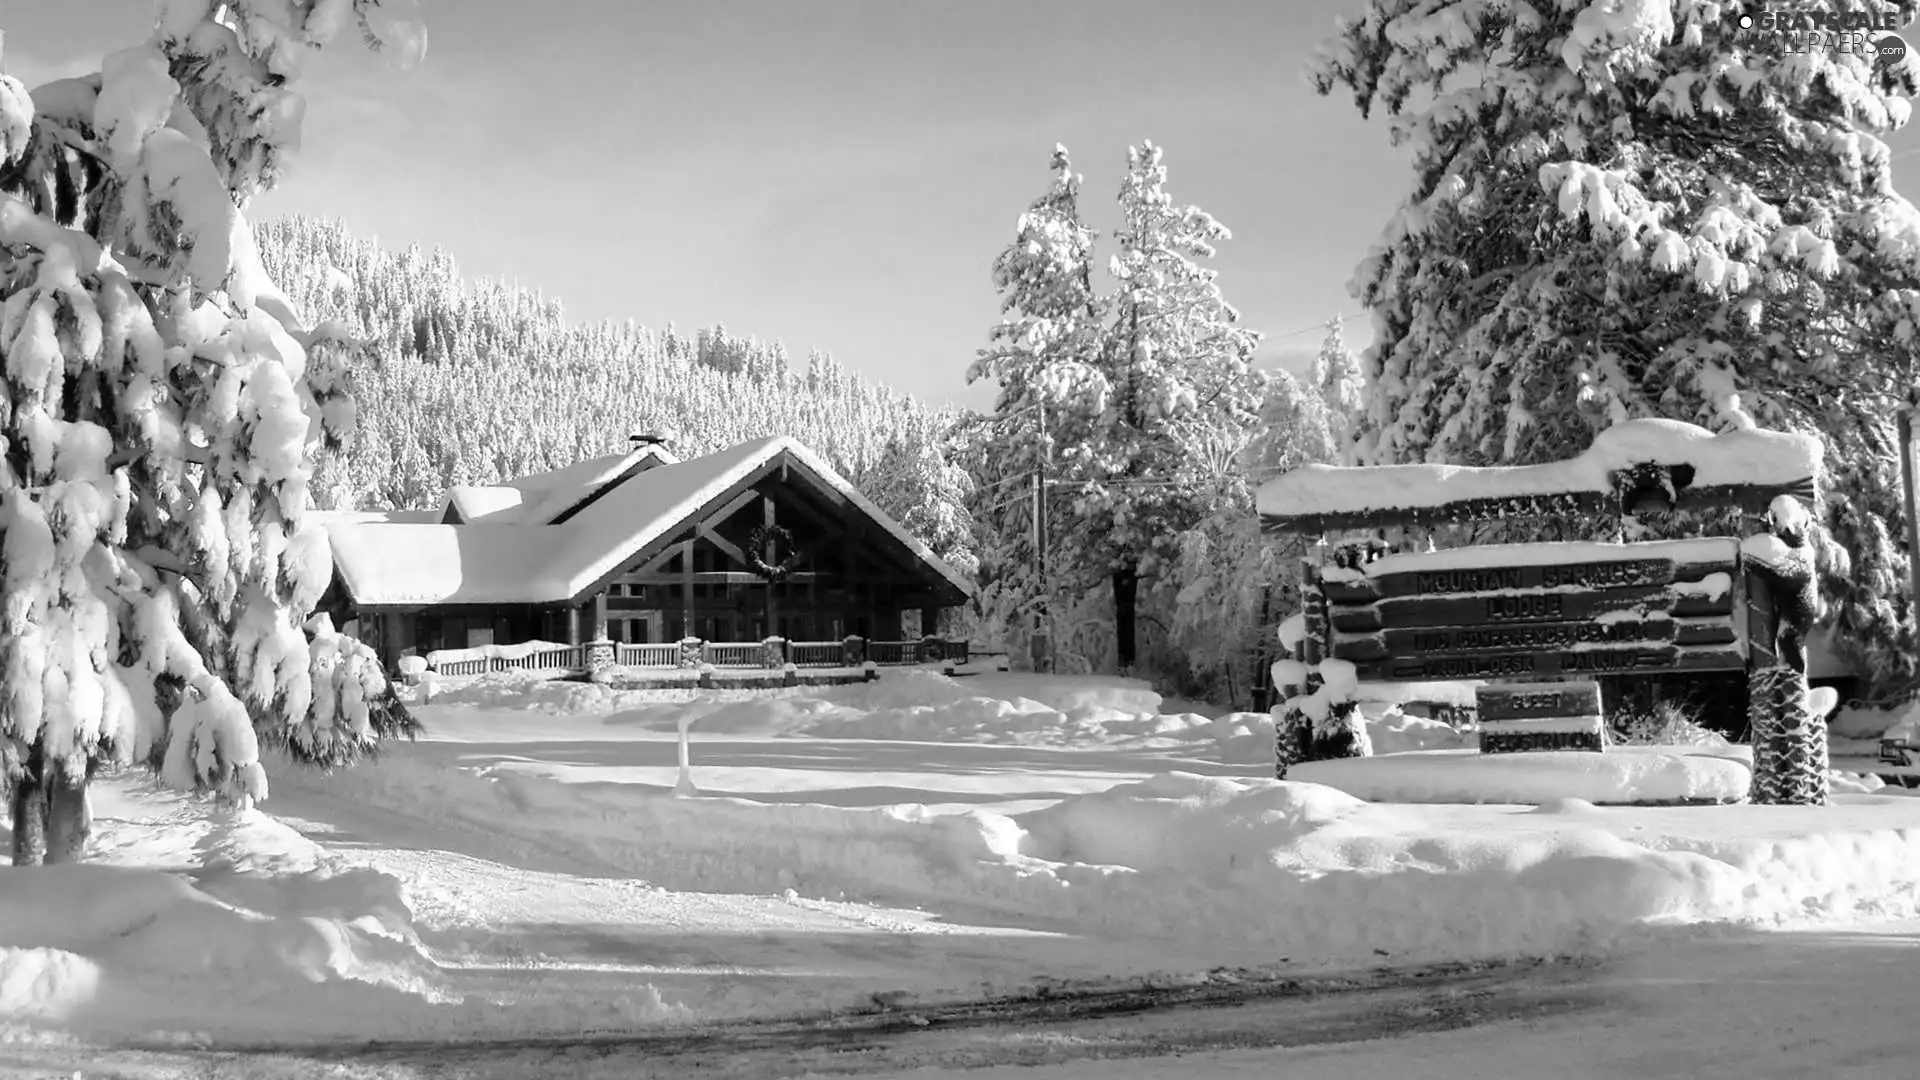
{"left": 1901, "top": 404, "right": 1920, "bottom": 616}
{"left": 1031, "top": 400, "right": 1053, "bottom": 673}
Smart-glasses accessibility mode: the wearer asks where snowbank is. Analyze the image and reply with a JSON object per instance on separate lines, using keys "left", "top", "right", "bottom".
{"left": 421, "top": 669, "right": 1212, "bottom": 750}
{"left": 275, "top": 733, "right": 1920, "bottom": 978}
{"left": 1290, "top": 746, "right": 1751, "bottom": 805}
{"left": 413, "top": 669, "right": 1470, "bottom": 764}
{"left": 0, "top": 803, "right": 451, "bottom": 1041}
{"left": 1367, "top": 709, "right": 1473, "bottom": 755}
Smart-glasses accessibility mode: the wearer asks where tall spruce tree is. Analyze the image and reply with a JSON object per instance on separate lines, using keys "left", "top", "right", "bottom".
{"left": 0, "top": 0, "right": 424, "bottom": 865}
{"left": 1310, "top": 315, "right": 1366, "bottom": 460}
{"left": 968, "top": 146, "right": 1105, "bottom": 649}
{"left": 1085, "top": 141, "right": 1264, "bottom": 668}
{"left": 1313, "top": 0, "right": 1920, "bottom": 690}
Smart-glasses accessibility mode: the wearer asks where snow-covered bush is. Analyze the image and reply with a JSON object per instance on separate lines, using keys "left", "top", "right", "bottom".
{"left": 1607, "top": 700, "right": 1727, "bottom": 749}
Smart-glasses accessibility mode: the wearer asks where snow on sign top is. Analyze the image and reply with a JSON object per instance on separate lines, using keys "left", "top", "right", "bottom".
{"left": 1258, "top": 419, "right": 1822, "bottom": 525}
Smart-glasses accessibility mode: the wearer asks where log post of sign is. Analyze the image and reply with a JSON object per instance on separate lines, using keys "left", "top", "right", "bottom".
{"left": 1476, "top": 681, "right": 1605, "bottom": 753}
{"left": 1273, "top": 556, "right": 1325, "bottom": 779}
{"left": 1741, "top": 496, "right": 1827, "bottom": 806}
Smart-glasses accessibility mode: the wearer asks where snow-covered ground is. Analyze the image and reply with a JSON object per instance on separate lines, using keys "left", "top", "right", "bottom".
{"left": 6, "top": 668, "right": 1920, "bottom": 1059}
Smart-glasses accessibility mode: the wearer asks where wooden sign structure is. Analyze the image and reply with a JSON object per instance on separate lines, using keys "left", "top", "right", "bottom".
{"left": 1258, "top": 419, "right": 1829, "bottom": 802}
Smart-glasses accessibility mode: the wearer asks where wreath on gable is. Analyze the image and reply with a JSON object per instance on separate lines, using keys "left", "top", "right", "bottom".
{"left": 747, "top": 524, "right": 799, "bottom": 582}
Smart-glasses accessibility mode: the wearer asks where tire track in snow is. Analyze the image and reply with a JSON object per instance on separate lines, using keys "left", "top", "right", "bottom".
{"left": 29, "top": 956, "right": 1604, "bottom": 1079}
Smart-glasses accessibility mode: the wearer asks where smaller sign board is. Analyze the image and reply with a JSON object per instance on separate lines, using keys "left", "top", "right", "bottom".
{"left": 1478, "top": 681, "right": 1603, "bottom": 723}
{"left": 1481, "top": 727, "right": 1606, "bottom": 754}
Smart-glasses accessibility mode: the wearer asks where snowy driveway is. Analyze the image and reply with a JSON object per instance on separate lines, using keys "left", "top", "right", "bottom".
{"left": 14, "top": 922, "right": 1920, "bottom": 1078}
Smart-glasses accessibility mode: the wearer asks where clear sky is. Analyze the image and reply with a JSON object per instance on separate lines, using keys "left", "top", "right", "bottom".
{"left": 9, "top": 1, "right": 1920, "bottom": 412}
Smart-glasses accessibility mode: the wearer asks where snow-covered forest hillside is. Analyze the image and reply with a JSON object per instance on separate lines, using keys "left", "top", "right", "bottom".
{"left": 251, "top": 216, "right": 966, "bottom": 535}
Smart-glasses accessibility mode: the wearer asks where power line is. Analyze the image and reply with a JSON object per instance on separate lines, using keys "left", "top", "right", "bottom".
{"left": 1266, "top": 310, "right": 1367, "bottom": 343}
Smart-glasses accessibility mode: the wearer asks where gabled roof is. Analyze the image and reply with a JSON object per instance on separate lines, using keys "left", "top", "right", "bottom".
{"left": 324, "top": 436, "right": 971, "bottom": 608}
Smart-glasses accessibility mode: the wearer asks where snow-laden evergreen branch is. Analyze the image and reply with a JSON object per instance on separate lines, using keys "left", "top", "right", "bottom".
{"left": 0, "top": 0, "right": 426, "bottom": 830}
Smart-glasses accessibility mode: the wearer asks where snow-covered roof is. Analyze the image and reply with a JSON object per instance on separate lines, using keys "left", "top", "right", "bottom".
{"left": 325, "top": 521, "right": 559, "bottom": 605}
{"left": 326, "top": 436, "right": 972, "bottom": 608}
{"left": 1260, "top": 419, "right": 1822, "bottom": 531}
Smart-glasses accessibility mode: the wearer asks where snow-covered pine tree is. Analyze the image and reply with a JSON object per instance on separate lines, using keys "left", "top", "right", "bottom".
{"left": 1164, "top": 418, "right": 1281, "bottom": 707}
{"left": 948, "top": 412, "right": 1039, "bottom": 654}
{"left": 968, "top": 145, "right": 1107, "bottom": 651}
{"left": 1250, "top": 368, "right": 1341, "bottom": 484}
{"left": 859, "top": 424, "right": 979, "bottom": 582}
{"left": 1079, "top": 141, "right": 1265, "bottom": 668}
{"left": 1309, "top": 315, "right": 1365, "bottom": 461}
{"left": 1312, "top": 0, "right": 1920, "bottom": 691}
{"left": 0, "top": 0, "right": 426, "bottom": 865}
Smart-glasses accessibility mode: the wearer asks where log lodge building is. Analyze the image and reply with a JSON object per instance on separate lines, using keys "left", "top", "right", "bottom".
{"left": 317, "top": 436, "right": 974, "bottom": 669}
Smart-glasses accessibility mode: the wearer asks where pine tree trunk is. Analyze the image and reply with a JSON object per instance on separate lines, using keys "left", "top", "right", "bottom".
{"left": 43, "top": 771, "right": 92, "bottom": 865}
{"left": 10, "top": 779, "right": 47, "bottom": 867}
{"left": 1113, "top": 562, "right": 1139, "bottom": 669}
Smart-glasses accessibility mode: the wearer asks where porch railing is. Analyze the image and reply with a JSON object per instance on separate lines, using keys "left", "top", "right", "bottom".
{"left": 424, "top": 637, "right": 972, "bottom": 676}
{"left": 869, "top": 640, "right": 914, "bottom": 665}
{"left": 429, "top": 644, "right": 585, "bottom": 677}
{"left": 701, "top": 641, "right": 763, "bottom": 667}
{"left": 616, "top": 642, "right": 680, "bottom": 667}
{"left": 788, "top": 640, "right": 843, "bottom": 667}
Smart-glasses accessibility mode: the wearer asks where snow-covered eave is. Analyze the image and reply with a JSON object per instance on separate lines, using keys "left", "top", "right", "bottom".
{"left": 1259, "top": 423, "right": 1822, "bottom": 535}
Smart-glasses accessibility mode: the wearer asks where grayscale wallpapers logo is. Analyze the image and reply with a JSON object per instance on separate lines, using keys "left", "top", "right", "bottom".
{"left": 1735, "top": 5, "right": 1908, "bottom": 63}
